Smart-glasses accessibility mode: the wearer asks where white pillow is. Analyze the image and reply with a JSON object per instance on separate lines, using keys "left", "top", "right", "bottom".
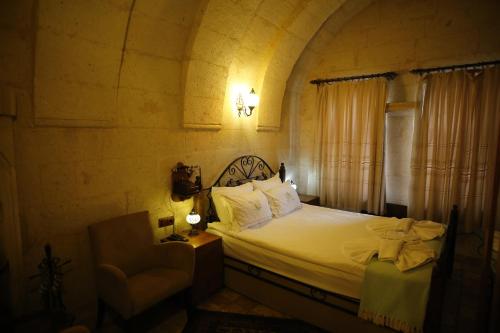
{"left": 252, "top": 173, "right": 282, "bottom": 192}
{"left": 222, "top": 190, "right": 272, "bottom": 232}
{"left": 211, "top": 182, "right": 253, "bottom": 224}
{"left": 263, "top": 182, "right": 302, "bottom": 218}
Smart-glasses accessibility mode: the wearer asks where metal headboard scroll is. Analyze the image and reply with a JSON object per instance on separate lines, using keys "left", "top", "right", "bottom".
{"left": 206, "top": 155, "right": 275, "bottom": 222}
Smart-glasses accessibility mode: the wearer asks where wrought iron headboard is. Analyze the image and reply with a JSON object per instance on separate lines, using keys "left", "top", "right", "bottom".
{"left": 206, "top": 155, "right": 275, "bottom": 222}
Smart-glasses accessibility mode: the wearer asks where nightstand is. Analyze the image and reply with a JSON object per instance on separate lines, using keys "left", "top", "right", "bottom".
{"left": 162, "top": 231, "right": 223, "bottom": 304}
{"left": 298, "top": 193, "right": 320, "bottom": 206}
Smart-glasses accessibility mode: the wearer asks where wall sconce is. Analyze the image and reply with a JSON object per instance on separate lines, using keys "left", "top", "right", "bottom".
{"left": 186, "top": 209, "right": 201, "bottom": 236}
{"left": 236, "top": 88, "right": 259, "bottom": 117}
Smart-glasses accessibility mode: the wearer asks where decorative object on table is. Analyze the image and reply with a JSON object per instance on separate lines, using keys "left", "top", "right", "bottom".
{"left": 186, "top": 209, "right": 201, "bottom": 236}
{"left": 28, "top": 243, "right": 74, "bottom": 331}
{"left": 172, "top": 162, "right": 202, "bottom": 197}
{"left": 278, "top": 162, "right": 286, "bottom": 182}
{"left": 183, "top": 309, "right": 323, "bottom": 333}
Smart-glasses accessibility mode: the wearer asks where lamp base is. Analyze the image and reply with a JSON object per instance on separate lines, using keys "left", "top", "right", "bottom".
{"left": 188, "top": 228, "right": 199, "bottom": 236}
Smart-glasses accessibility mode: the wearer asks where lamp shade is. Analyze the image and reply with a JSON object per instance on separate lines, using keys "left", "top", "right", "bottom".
{"left": 247, "top": 88, "right": 259, "bottom": 110}
{"left": 186, "top": 210, "right": 201, "bottom": 225}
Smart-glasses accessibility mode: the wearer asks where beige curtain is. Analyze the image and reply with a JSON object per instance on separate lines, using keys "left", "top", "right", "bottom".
{"left": 409, "top": 66, "right": 500, "bottom": 232}
{"left": 315, "top": 78, "right": 387, "bottom": 214}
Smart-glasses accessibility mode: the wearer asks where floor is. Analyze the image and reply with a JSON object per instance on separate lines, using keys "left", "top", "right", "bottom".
{"left": 440, "top": 233, "right": 486, "bottom": 333}
{"left": 97, "top": 289, "right": 284, "bottom": 333}
{"left": 96, "top": 233, "right": 489, "bottom": 333}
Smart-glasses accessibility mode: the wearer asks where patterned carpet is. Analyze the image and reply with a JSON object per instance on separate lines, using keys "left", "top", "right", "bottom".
{"left": 182, "top": 309, "right": 324, "bottom": 333}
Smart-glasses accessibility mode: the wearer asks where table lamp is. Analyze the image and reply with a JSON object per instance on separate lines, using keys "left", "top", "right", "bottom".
{"left": 186, "top": 209, "right": 201, "bottom": 236}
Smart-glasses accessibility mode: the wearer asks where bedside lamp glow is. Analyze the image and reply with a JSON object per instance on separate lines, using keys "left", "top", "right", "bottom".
{"left": 186, "top": 209, "right": 201, "bottom": 236}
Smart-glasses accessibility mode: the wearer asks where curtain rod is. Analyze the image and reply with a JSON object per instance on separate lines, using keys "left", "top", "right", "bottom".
{"left": 410, "top": 60, "right": 500, "bottom": 75}
{"left": 310, "top": 71, "right": 397, "bottom": 85}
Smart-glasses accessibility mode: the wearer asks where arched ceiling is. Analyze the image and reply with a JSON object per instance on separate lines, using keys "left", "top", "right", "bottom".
{"left": 182, "top": 0, "right": 351, "bottom": 131}
{"left": 32, "top": 0, "right": 373, "bottom": 131}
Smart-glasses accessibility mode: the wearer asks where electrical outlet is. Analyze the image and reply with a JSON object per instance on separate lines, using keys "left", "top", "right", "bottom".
{"left": 158, "top": 216, "right": 175, "bottom": 228}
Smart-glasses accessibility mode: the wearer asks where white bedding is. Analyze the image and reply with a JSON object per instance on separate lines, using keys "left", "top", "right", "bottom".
{"left": 207, "top": 204, "right": 382, "bottom": 299}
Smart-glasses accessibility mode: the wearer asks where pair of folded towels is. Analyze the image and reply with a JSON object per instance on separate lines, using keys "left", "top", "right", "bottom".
{"left": 377, "top": 238, "right": 436, "bottom": 272}
{"left": 343, "top": 238, "right": 436, "bottom": 272}
{"left": 367, "top": 217, "right": 445, "bottom": 241}
{"left": 343, "top": 217, "right": 444, "bottom": 271}
{"left": 342, "top": 239, "right": 405, "bottom": 265}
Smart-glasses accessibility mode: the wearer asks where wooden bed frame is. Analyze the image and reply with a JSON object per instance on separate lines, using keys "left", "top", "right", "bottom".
{"left": 206, "top": 155, "right": 458, "bottom": 332}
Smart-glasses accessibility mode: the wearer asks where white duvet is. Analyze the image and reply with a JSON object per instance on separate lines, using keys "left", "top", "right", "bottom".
{"left": 208, "top": 204, "right": 381, "bottom": 286}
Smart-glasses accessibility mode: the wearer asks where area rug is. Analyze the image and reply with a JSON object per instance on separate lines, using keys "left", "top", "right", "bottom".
{"left": 182, "top": 309, "right": 324, "bottom": 333}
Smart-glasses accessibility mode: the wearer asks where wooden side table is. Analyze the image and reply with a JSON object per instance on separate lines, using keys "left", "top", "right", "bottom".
{"left": 161, "top": 231, "right": 223, "bottom": 304}
{"left": 298, "top": 194, "right": 320, "bottom": 206}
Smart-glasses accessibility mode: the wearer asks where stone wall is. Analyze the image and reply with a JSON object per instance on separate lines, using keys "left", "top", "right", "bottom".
{"left": 3, "top": 0, "right": 297, "bottom": 320}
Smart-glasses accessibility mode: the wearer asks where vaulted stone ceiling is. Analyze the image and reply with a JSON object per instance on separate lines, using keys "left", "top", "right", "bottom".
{"left": 183, "top": 0, "right": 370, "bottom": 131}
{"left": 33, "top": 0, "right": 374, "bottom": 132}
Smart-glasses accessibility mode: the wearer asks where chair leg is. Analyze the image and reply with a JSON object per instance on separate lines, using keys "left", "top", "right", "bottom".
{"left": 96, "top": 298, "right": 106, "bottom": 329}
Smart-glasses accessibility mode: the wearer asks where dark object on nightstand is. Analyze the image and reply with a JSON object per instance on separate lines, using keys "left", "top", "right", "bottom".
{"left": 185, "top": 231, "right": 223, "bottom": 305}
{"left": 298, "top": 194, "right": 320, "bottom": 206}
{"left": 385, "top": 203, "right": 407, "bottom": 218}
{"left": 166, "top": 233, "right": 188, "bottom": 242}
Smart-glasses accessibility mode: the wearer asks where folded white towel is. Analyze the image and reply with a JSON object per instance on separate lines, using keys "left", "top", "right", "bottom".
{"left": 343, "top": 239, "right": 380, "bottom": 265}
{"left": 395, "top": 241, "right": 436, "bottom": 272}
{"left": 395, "top": 218, "right": 413, "bottom": 233}
{"left": 367, "top": 217, "right": 413, "bottom": 234}
{"left": 379, "top": 230, "right": 420, "bottom": 241}
{"left": 367, "top": 217, "right": 445, "bottom": 242}
{"left": 378, "top": 239, "right": 404, "bottom": 262}
{"left": 366, "top": 217, "right": 398, "bottom": 234}
{"left": 412, "top": 220, "right": 446, "bottom": 240}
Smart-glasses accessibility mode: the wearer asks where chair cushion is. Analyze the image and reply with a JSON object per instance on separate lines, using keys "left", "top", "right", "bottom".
{"left": 88, "top": 211, "right": 154, "bottom": 276}
{"left": 128, "top": 267, "right": 191, "bottom": 315}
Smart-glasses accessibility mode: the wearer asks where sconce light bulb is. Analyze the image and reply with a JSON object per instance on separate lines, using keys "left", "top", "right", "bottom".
{"left": 247, "top": 88, "right": 259, "bottom": 110}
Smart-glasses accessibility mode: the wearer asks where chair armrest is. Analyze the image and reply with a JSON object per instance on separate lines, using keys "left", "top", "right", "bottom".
{"left": 96, "top": 264, "right": 133, "bottom": 319}
{"left": 150, "top": 242, "right": 195, "bottom": 278}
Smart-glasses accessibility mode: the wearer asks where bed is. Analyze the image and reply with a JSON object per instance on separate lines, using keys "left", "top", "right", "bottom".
{"left": 205, "top": 155, "right": 458, "bottom": 333}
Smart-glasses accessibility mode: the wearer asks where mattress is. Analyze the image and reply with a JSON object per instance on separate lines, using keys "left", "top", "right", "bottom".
{"left": 207, "top": 204, "right": 382, "bottom": 299}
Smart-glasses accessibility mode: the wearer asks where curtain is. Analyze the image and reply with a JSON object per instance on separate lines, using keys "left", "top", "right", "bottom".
{"left": 409, "top": 66, "right": 500, "bottom": 232}
{"left": 315, "top": 78, "right": 387, "bottom": 214}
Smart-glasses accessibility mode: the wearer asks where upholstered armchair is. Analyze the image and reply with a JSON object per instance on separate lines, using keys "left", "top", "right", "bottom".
{"left": 88, "top": 211, "right": 195, "bottom": 326}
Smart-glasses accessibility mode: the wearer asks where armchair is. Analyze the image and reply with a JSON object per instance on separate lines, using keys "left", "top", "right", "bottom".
{"left": 88, "top": 211, "right": 194, "bottom": 325}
